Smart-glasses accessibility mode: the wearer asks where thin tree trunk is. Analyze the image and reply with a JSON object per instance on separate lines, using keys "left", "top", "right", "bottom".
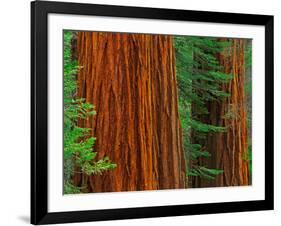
{"left": 196, "top": 39, "right": 250, "bottom": 187}
{"left": 73, "top": 32, "right": 186, "bottom": 192}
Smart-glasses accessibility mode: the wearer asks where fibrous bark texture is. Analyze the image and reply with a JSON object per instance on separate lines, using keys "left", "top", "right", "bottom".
{"left": 195, "top": 39, "right": 250, "bottom": 187}
{"left": 74, "top": 32, "right": 186, "bottom": 192}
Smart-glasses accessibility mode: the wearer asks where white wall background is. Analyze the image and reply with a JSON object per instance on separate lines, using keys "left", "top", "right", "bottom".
{"left": 0, "top": 0, "right": 279, "bottom": 225}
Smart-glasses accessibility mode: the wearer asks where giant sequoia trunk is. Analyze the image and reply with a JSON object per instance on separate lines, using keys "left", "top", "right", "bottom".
{"left": 195, "top": 39, "right": 250, "bottom": 187}
{"left": 74, "top": 32, "right": 186, "bottom": 192}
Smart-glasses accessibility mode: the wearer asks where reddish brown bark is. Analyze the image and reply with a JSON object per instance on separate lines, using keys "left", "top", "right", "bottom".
{"left": 73, "top": 32, "right": 186, "bottom": 192}
{"left": 195, "top": 39, "right": 250, "bottom": 187}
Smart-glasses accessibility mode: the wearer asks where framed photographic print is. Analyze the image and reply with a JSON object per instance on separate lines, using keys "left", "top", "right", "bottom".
{"left": 31, "top": 0, "right": 274, "bottom": 224}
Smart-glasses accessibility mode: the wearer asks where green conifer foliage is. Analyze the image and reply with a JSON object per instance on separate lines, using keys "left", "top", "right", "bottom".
{"left": 244, "top": 40, "right": 252, "bottom": 178}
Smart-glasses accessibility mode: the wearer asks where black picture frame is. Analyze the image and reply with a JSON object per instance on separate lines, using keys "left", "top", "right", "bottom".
{"left": 31, "top": 0, "right": 274, "bottom": 224}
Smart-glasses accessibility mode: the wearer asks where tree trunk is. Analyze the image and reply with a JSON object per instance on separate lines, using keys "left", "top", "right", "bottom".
{"left": 73, "top": 32, "right": 186, "bottom": 192}
{"left": 196, "top": 39, "right": 250, "bottom": 187}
